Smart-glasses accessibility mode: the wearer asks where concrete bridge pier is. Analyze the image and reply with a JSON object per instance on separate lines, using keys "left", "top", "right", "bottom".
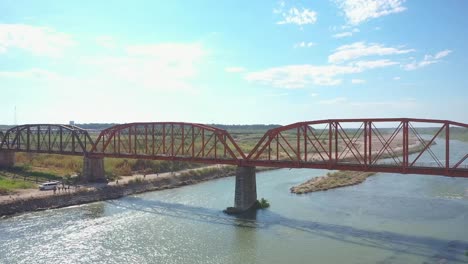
{"left": 83, "top": 156, "right": 107, "bottom": 183}
{"left": 0, "top": 151, "right": 15, "bottom": 167}
{"left": 225, "top": 166, "right": 257, "bottom": 214}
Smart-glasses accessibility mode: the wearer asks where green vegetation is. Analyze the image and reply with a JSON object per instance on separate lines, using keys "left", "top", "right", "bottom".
{"left": 0, "top": 176, "right": 36, "bottom": 194}
{"left": 178, "top": 166, "right": 236, "bottom": 180}
{"left": 465, "top": 250, "right": 468, "bottom": 257}
{"left": 449, "top": 129, "right": 468, "bottom": 142}
{"left": 1, "top": 165, "right": 62, "bottom": 182}
{"left": 255, "top": 198, "right": 270, "bottom": 209}
{"left": 10, "top": 153, "right": 204, "bottom": 183}
{"left": 291, "top": 171, "right": 376, "bottom": 194}
{"left": 417, "top": 127, "right": 468, "bottom": 143}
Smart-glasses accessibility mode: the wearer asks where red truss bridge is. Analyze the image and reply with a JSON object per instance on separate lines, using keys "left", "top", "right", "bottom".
{"left": 1, "top": 118, "right": 467, "bottom": 211}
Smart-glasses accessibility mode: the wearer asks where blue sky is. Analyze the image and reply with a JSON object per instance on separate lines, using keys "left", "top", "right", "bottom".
{"left": 0, "top": 0, "right": 467, "bottom": 125}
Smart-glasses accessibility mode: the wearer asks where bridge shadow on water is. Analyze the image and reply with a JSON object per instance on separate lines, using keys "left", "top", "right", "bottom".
{"left": 106, "top": 197, "right": 468, "bottom": 263}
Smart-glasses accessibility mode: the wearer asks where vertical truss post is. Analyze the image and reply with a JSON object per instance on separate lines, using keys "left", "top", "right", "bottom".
{"left": 303, "top": 125, "right": 307, "bottom": 162}
{"left": 276, "top": 134, "right": 279, "bottom": 160}
{"left": 145, "top": 125, "right": 148, "bottom": 155}
{"left": 162, "top": 124, "right": 166, "bottom": 154}
{"left": 134, "top": 126, "right": 137, "bottom": 155}
{"left": 72, "top": 130, "right": 76, "bottom": 153}
{"left": 446, "top": 122, "right": 450, "bottom": 174}
{"left": 368, "top": 121, "right": 372, "bottom": 165}
{"left": 48, "top": 126, "right": 51, "bottom": 151}
{"left": 152, "top": 124, "right": 155, "bottom": 156}
{"left": 171, "top": 124, "right": 174, "bottom": 156}
{"left": 214, "top": 133, "right": 218, "bottom": 159}
{"left": 181, "top": 125, "right": 185, "bottom": 156}
{"left": 27, "top": 127, "right": 31, "bottom": 151}
{"left": 37, "top": 125, "right": 40, "bottom": 151}
{"left": 364, "top": 121, "right": 368, "bottom": 167}
{"left": 334, "top": 122, "right": 338, "bottom": 162}
{"left": 328, "top": 122, "right": 332, "bottom": 168}
{"left": 403, "top": 121, "right": 408, "bottom": 172}
{"left": 117, "top": 131, "right": 121, "bottom": 154}
{"left": 268, "top": 137, "right": 271, "bottom": 160}
{"left": 129, "top": 126, "right": 132, "bottom": 154}
{"left": 202, "top": 128, "right": 205, "bottom": 157}
{"left": 191, "top": 126, "right": 195, "bottom": 158}
{"left": 296, "top": 126, "right": 300, "bottom": 162}
{"left": 224, "top": 134, "right": 227, "bottom": 158}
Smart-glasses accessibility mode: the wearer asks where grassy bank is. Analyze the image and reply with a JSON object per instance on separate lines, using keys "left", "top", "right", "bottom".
{"left": 0, "top": 176, "right": 36, "bottom": 195}
{"left": 10, "top": 153, "right": 205, "bottom": 182}
{"left": 291, "top": 171, "right": 376, "bottom": 194}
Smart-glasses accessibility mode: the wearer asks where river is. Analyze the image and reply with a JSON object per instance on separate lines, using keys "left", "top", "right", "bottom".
{"left": 1, "top": 138, "right": 468, "bottom": 264}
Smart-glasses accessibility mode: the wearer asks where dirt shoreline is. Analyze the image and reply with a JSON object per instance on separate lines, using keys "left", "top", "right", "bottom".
{"left": 0, "top": 166, "right": 277, "bottom": 217}
{"left": 0, "top": 170, "right": 231, "bottom": 217}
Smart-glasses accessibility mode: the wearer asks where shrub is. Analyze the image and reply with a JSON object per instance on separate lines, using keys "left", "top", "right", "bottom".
{"left": 256, "top": 198, "right": 270, "bottom": 209}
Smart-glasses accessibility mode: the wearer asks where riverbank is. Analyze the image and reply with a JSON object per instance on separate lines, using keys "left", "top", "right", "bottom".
{"left": 0, "top": 167, "right": 233, "bottom": 216}
{"left": 290, "top": 171, "right": 376, "bottom": 194}
{"left": 0, "top": 166, "right": 275, "bottom": 217}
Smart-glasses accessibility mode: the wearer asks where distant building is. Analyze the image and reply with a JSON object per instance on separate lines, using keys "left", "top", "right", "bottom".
{"left": 69, "top": 121, "right": 75, "bottom": 126}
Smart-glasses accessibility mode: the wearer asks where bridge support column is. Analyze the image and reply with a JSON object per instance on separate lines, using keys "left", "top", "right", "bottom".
{"left": 225, "top": 166, "right": 257, "bottom": 214}
{"left": 0, "top": 151, "right": 15, "bottom": 167}
{"left": 83, "top": 156, "right": 107, "bottom": 183}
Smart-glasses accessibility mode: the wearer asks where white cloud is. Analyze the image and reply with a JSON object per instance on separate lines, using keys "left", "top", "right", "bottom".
{"left": 265, "top": 92, "right": 289, "bottom": 97}
{"left": 310, "top": 93, "right": 319, "bottom": 97}
{"left": 351, "top": 79, "right": 366, "bottom": 84}
{"left": 335, "top": 0, "right": 407, "bottom": 25}
{"left": 328, "top": 42, "right": 414, "bottom": 63}
{"left": 319, "top": 97, "right": 348, "bottom": 104}
{"left": 277, "top": 7, "right": 318, "bottom": 26}
{"left": 0, "top": 24, "right": 75, "bottom": 57}
{"left": 319, "top": 97, "right": 418, "bottom": 110}
{"left": 403, "top": 49, "right": 452, "bottom": 71}
{"left": 126, "top": 43, "right": 205, "bottom": 61}
{"left": 225, "top": 67, "right": 246, "bottom": 73}
{"left": 393, "top": 76, "right": 401, "bottom": 80}
{"left": 96, "top": 36, "right": 116, "bottom": 49}
{"left": 245, "top": 64, "right": 360, "bottom": 89}
{"left": 352, "top": 59, "right": 399, "bottom": 69}
{"left": 434, "top": 49, "right": 452, "bottom": 59}
{"left": 332, "top": 28, "right": 359, "bottom": 38}
{"left": 294, "top": 41, "right": 316, "bottom": 48}
{"left": 0, "top": 68, "right": 61, "bottom": 80}
{"left": 244, "top": 58, "right": 398, "bottom": 89}
{"left": 83, "top": 42, "right": 207, "bottom": 91}
{"left": 333, "top": 32, "right": 353, "bottom": 38}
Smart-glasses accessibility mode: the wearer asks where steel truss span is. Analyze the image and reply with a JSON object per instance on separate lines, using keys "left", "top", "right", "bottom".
{"left": 0, "top": 119, "right": 466, "bottom": 177}
{"left": 246, "top": 118, "right": 468, "bottom": 177}
{"left": 90, "top": 122, "right": 246, "bottom": 164}
{"left": 0, "top": 124, "right": 94, "bottom": 155}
